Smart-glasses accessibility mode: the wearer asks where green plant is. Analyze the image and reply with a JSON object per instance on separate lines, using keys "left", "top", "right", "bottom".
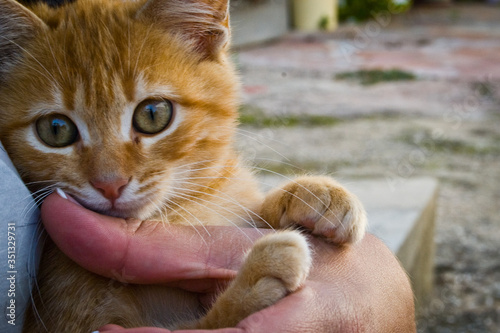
{"left": 239, "top": 105, "right": 340, "bottom": 127}
{"left": 318, "top": 16, "right": 330, "bottom": 30}
{"left": 339, "top": 0, "right": 411, "bottom": 22}
{"left": 335, "top": 69, "right": 416, "bottom": 85}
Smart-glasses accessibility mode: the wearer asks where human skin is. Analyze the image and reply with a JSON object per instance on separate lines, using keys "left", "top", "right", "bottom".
{"left": 41, "top": 192, "right": 416, "bottom": 333}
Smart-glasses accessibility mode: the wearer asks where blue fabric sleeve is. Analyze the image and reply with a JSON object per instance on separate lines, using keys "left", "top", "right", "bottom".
{"left": 0, "top": 142, "right": 42, "bottom": 332}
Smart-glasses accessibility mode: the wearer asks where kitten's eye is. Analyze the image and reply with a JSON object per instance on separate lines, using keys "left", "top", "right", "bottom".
{"left": 36, "top": 114, "right": 79, "bottom": 147}
{"left": 133, "top": 99, "right": 173, "bottom": 135}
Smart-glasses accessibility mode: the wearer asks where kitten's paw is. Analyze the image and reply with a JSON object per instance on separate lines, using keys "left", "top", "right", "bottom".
{"left": 193, "top": 231, "right": 311, "bottom": 329}
{"left": 262, "top": 176, "right": 367, "bottom": 244}
{"left": 232, "top": 231, "right": 311, "bottom": 311}
{"left": 243, "top": 231, "right": 311, "bottom": 292}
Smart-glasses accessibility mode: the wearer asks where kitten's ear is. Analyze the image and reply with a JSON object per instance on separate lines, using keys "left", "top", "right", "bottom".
{"left": 0, "top": 0, "right": 47, "bottom": 74}
{"left": 136, "top": 0, "right": 230, "bottom": 61}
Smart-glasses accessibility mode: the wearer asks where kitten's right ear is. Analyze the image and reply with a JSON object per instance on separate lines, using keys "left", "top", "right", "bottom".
{"left": 136, "top": 0, "right": 231, "bottom": 62}
{"left": 0, "top": 0, "right": 47, "bottom": 74}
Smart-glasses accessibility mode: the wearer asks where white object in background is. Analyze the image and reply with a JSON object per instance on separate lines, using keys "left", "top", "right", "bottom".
{"left": 293, "top": 0, "right": 338, "bottom": 32}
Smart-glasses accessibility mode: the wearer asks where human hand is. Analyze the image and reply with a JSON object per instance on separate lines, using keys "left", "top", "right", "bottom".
{"left": 41, "top": 192, "right": 416, "bottom": 333}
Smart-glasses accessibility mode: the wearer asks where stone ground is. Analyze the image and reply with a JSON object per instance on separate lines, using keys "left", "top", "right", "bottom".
{"left": 233, "top": 4, "right": 500, "bottom": 332}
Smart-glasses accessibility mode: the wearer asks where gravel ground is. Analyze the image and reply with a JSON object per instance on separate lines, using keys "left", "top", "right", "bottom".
{"left": 238, "top": 115, "right": 500, "bottom": 332}
{"left": 235, "top": 4, "right": 500, "bottom": 332}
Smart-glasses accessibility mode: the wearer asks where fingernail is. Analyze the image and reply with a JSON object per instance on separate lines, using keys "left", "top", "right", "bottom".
{"left": 91, "top": 331, "right": 100, "bottom": 333}
{"left": 56, "top": 188, "right": 68, "bottom": 199}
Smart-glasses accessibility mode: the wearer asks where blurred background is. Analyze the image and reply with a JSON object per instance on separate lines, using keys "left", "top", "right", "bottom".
{"left": 229, "top": 0, "right": 500, "bottom": 331}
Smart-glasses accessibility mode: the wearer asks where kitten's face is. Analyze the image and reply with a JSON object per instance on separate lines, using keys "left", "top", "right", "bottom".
{"left": 0, "top": 0, "right": 238, "bottom": 219}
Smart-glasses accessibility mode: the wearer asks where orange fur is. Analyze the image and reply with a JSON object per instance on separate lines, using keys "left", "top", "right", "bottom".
{"left": 0, "top": 0, "right": 367, "bottom": 331}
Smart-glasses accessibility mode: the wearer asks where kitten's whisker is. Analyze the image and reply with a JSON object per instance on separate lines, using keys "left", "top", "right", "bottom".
{"left": 147, "top": 199, "right": 175, "bottom": 238}
{"left": 101, "top": 21, "right": 125, "bottom": 77}
{"left": 27, "top": 223, "right": 49, "bottom": 332}
{"left": 22, "top": 184, "right": 58, "bottom": 201}
{"left": 127, "top": 19, "right": 131, "bottom": 76}
{"left": 24, "top": 191, "right": 52, "bottom": 220}
{"left": 23, "top": 180, "right": 58, "bottom": 186}
{"left": 133, "top": 24, "right": 154, "bottom": 79}
{"left": 131, "top": 62, "right": 164, "bottom": 75}
{"left": 234, "top": 126, "right": 290, "bottom": 147}
{"left": 31, "top": 184, "right": 57, "bottom": 200}
{"left": 171, "top": 180, "right": 270, "bottom": 230}
{"left": 173, "top": 159, "right": 221, "bottom": 173}
{"left": 249, "top": 157, "right": 307, "bottom": 173}
{"left": 21, "top": 200, "right": 39, "bottom": 221}
{"left": 222, "top": 126, "right": 290, "bottom": 162}
{"left": 251, "top": 167, "right": 346, "bottom": 228}
{"left": 173, "top": 157, "right": 284, "bottom": 174}
{"left": 21, "top": 206, "right": 43, "bottom": 231}
{"left": 172, "top": 160, "right": 252, "bottom": 177}
{"left": 171, "top": 192, "right": 251, "bottom": 241}
{"left": 147, "top": 198, "right": 170, "bottom": 224}
{"left": 172, "top": 160, "right": 298, "bottom": 178}
{"left": 161, "top": 196, "right": 211, "bottom": 244}
{"left": 237, "top": 134, "right": 289, "bottom": 162}
{"left": 44, "top": 34, "right": 65, "bottom": 86}
{"left": 142, "top": 170, "right": 167, "bottom": 179}
{"left": 62, "top": 24, "right": 71, "bottom": 85}
{"left": 28, "top": 222, "right": 45, "bottom": 287}
{"left": 172, "top": 172, "right": 346, "bottom": 230}
{"left": 28, "top": 182, "right": 59, "bottom": 193}
{"left": 20, "top": 198, "right": 39, "bottom": 223}
{"left": 163, "top": 198, "right": 211, "bottom": 238}
{"left": 171, "top": 175, "right": 245, "bottom": 182}
{"left": 178, "top": 182, "right": 260, "bottom": 229}
{"left": 276, "top": 187, "right": 344, "bottom": 228}
{"left": 171, "top": 185, "right": 259, "bottom": 228}
{"left": 15, "top": 62, "right": 58, "bottom": 89}
{"left": 194, "top": 158, "right": 345, "bottom": 229}
{"left": 23, "top": 193, "right": 50, "bottom": 217}
{"left": 21, "top": 185, "right": 57, "bottom": 219}
{"left": 0, "top": 36, "right": 60, "bottom": 89}
{"left": 166, "top": 191, "right": 256, "bottom": 241}
{"left": 174, "top": 165, "right": 236, "bottom": 177}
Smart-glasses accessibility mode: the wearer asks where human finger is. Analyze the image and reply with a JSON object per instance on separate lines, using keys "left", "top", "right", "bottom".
{"left": 41, "top": 191, "right": 269, "bottom": 285}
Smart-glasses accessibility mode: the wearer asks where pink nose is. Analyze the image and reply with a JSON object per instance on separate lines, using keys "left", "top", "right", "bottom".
{"left": 91, "top": 178, "right": 130, "bottom": 202}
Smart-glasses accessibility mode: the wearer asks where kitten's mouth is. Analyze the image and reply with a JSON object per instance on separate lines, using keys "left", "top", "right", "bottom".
{"left": 99, "top": 206, "right": 138, "bottom": 219}
{"left": 72, "top": 195, "right": 151, "bottom": 220}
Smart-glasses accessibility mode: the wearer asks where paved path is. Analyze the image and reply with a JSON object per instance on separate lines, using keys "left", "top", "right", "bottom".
{"left": 237, "top": 4, "right": 500, "bottom": 120}
{"left": 234, "top": 4, "right": 500, "bottom": 332}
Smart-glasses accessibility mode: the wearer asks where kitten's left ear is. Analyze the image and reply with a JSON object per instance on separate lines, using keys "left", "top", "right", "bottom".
{"left": 0, "top": 0, "right": 47, "bottom": 76}
{"left": 136, "top": 0, "right": 230, "bottom": 61}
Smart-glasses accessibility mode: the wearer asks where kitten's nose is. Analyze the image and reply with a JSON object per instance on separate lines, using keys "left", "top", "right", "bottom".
{"left": 91, "top": 177, "right": 130, "bottom": 202}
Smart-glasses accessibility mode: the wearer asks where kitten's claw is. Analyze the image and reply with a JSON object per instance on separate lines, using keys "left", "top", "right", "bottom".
{"left": 262, "top": 176, "right": 367, "bottom": 244}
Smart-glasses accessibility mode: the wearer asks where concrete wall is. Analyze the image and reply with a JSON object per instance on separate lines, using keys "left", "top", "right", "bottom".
{"left": 231, "top": 0, "right": 291, "bottom": 48}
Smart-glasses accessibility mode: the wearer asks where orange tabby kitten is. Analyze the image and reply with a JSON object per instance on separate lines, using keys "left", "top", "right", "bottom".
{"left": 0, "top": 0, "right": 367, "bottom": 331}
